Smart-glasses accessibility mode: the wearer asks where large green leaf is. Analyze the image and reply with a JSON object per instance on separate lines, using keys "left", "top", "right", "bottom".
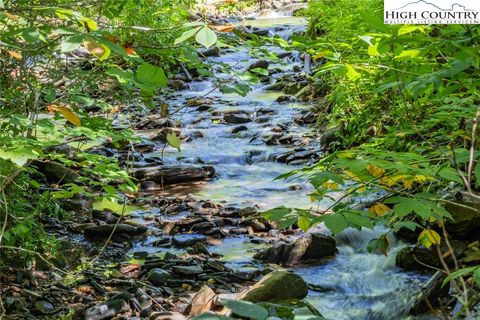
{"left": 61, "top": 35, "right": 84, "bottom": 52}
{"left": 324, "top": 213, "right": 347, "bottom": 235}
{"left": 220, "top": 300, "right": 268, "bottom": 320}
{"left": 195, "top": 26, "right": 217, "bottom": 49}
{"left": 175, "top": 27, "right": 200, "bottom": 45}
{"left": 166, "top": 133, "right": 181, "bottom": 151}
{"left": 136, "top": 63, "right": 167, "bottom": 88}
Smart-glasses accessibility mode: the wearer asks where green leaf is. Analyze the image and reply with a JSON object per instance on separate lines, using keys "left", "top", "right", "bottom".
{"left": 107, "top": 68, "right": 134, "bottom": 84}
{"left": 249, "top": 68, "right": 269, "bottom": 76}
{"left": 220, "top": 300, "right": 268, "bottom": 320}
{"left": 343, "top": 211, "right": 373, "bottom": 229}
{"left": 442, "top": 266, "right": 477, "bottom": 287}
{"left": 437, "top": 167, "right": 463, "bottom": 184}
{"left": 0, "top": 147, "right": 40, "bottom": 166}
{"left": 298, "top": 216, "right": 311, "bottom": 231}
{"left": 136, "top": 63, "right": 167, "bottom": 88}
{"left": 473, "top": 268, "right": 480, "bottom": 286}
{"left": 61, "top": 35, "right": 83, "bottom": 52}
{"left": 397, "top": 25, "right": 425, "bottom": 36}
{"left": 262, "top": 206, "right": 292, "bottom": 221}
{"left": 324, "top": 213, "right": 347, "bottom": 235}
{"left": 474, "top": 161, "right": 480, "bottom": 188}
{"left": 345, "top": 64, "right": 360, "bottom": 81}
{"left": 219, "top": 84, "right": 251, "bottom": 97}
{"left": 195, "top": 26, "right": 217, "bottom": 49}
{"left": 174, "top": 27, "right": 200, "bottom": 45}
{"left": 166, "top": 133, "right": 181, "bottom": 151}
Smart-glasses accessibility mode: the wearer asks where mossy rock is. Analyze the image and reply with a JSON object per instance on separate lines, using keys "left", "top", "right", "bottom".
{"left": 240, "top": 271, "right": 308, "bottom": 302}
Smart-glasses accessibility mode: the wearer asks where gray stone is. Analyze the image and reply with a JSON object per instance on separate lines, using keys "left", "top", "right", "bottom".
{"left": 172, "top": 265, "right": 203, "bottom": 276}
{"left": 172, "top": 234, "right": 207, "bottom": 247}
{"left": 224, "top": 113, "right": 252, "bottom": 124}
{"left": 240, "top": 271, "right": 308, "bottom": 302}
{"left": 147, "top": 268, "right": 173, "bottom": 285}
{"left": 84, "top": 224, "right": 147, "bottom": 238}
{"left": 254, "top": 233, "right": 336, "bottom": 266}
{"left": 246, "top": 60, "right": 269, "bottom": 71}
{"left": 84, "top": 299, "right": 130, "bottom": 320}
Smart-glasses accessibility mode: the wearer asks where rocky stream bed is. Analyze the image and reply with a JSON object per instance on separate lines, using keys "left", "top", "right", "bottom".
{"left": 3, "top": 11, "right": 475, "bottom": 320}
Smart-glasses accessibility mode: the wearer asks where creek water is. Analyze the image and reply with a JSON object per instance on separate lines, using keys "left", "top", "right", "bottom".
{"left": 125, "top": 14, "right": 436, "bottom": 320}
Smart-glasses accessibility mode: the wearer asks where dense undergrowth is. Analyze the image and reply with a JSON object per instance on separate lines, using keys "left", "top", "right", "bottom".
{"left": 262, "top": 0, "right": 480, "bottom": 315}
{"left": 0, "top": 0, "right": 207, "bottom": 268}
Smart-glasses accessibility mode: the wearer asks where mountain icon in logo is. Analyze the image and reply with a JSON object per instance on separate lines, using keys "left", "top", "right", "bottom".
{"left": 394, "top": 0, "right": 475, "bottom": 11}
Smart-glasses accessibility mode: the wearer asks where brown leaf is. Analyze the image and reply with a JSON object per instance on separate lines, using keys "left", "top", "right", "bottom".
{"left": 188, "top": 285, "right": 217, "bottom": 316}
{"left": 210, "top": 24, "right": 235, "bottom": 32}
{"left": 8, "top": 50, "right": 22, "bottom": 60}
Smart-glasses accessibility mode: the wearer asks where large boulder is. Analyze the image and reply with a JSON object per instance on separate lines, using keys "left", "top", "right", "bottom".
{"left": 396, "top": 241, "right": 468, "bottom": 271}
{"left": 445, "top": 200, "right": 480, "bottom": 239}
{"left": 131, "top": 165, "right": 215, "bottom": 186}
{"left": 254, "top": 233, "right": 336, "bottom": 266}
{"left": 395, "top": 246, "right": 440, "bottom": 271}
{"left": 239, "top": 271, "right": 308, "bottom": 302}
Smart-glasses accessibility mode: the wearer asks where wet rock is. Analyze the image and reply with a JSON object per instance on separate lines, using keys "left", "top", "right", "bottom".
{"left": 35, "top": 301, "right": 55, "bottom": 315}
{"left": 231, "top": 125, "right": 248, "bottom": 134}
{"left": 251, "top": 28, "right": 269, "bottom": 36}
{"left": 409, "top": 271, "right": 449, "bottom": 314}
{"left": 282, "top": 82, "right": 306, "bottom": 95}
{"left": 150, "top": 311, "right": 187, "bottom": 320}
{"left": 84, "top": 224, "right": 147, "bottom": 238}
{"left": 172, "top": 234, "right": 207, "bottom": 247}
{"left": 296, "top": 84, "right": 319, "bottom": 102}
{"left": 246, "top": 60, "right": 269, "bottom": 71}
{"left": 254, "top": 233, "right": 336, "bottom": 266}
{"left": 240, "top": 271, "right": 308, "bottom": 302}
{"left": 266, "top": 81, "right": 287, "bottom": 91}
{"left": 320, "top": 126, "right": 340, "bottom": 147}
{"left": 285, "top": 150, "right": 319, "bottom": 164}
{"left": 133, "top": 251, "right": 149, "bottom": 259}
{"left": 276, "top": 95, "right": 293, "bottom": 103}
{"left": 395, "top": 245, "right": 441, "bottom": 271}
{"left": 131, "top": 165, "right": 215, "bottom": 186}
{"left": 135, "top": 116, "right": 175, "bottom": 130}
{"left": 192, "top": 221, "right": 215, "bottom": 231}
{"left": 172, "top": 265, "right": 203, "bottom": 276}
{"left": 396, "top": 240, "right": 468, "bottom": 271}
{"left": 445, "top": 199, "right": 480, "bottom": 238}
{"left": 31, "top": 160, "right": 80, "bottom": 184}
{"left": 84, "top": 299, "right": 131, "bottom": 320}
{"left": 238, "top": 207, "right": 257, "bottom": 217}
{"left": 224, "top": 113, "right": 252, "bottom": 124}
{"left": 147, "top": 268, "right": 173, "bottom": 285}
{"left": 168, "top": 79, "right": 187, "bottom": 91}
{"left": 91, "top": 209, "right": 117, "bottom": 224}
{"left": 187, "top": 285, "right": 217, "bottom": 316}
{"left": 199, "top": 46, "right": 220, "bottom": 57}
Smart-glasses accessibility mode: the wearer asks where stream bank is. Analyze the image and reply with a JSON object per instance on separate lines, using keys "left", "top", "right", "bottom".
{"left": 2, "top": 12, "right": 442, "bottom": 320}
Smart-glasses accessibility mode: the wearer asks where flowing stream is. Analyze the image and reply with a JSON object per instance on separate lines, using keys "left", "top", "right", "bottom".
{"left": 120, "top": 14, "right": 436, "bottom": 320}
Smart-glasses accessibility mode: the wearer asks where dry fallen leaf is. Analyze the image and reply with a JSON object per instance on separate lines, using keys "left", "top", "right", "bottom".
{"left": 8, "top": 50, "right": 22, "bottom": 60}
{"left": 210, "top": 24, "right": 235, "bottom": 32}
